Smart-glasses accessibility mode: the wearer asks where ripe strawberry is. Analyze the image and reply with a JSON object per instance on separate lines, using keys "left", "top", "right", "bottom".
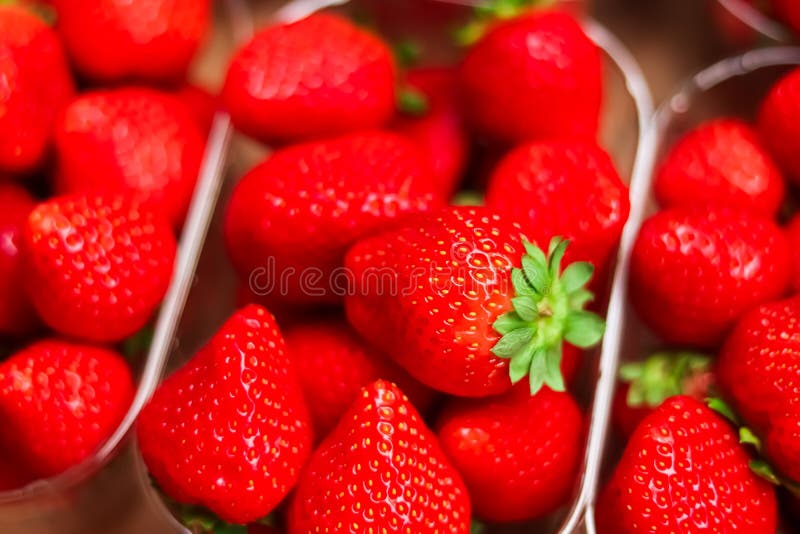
{"left": 23, "top": 193, "right": 176, "bottom": 343}
{"left": 0, "top": 184, "right": 39, "bottom": 336}
{"left": 459, "top": 10, "right": 602, "bottom": 143}
{"left": 222, "top": 14, "right": 396, "bottom": 143}
{"left": 0, "top": 5, "right": 74, "bottom": 174}
{"left": 54, "top": 87, "right": 206, "bottom": 227}
{"left": 485, "top": 140, "right": 630, "bottom": 271}
{"left": 765, "top": 411, "right": 800, "bottom": 482}
{"left": 654, "top": 119, "right": 785, "bottom": 217}
{"left": 171, "top": 84, "right": 217, "bottom": 133}
{"left": 436, "top": 385, "right": 582, "bottom": 522}
{"left": 55, "top": 0, "right": 209, "bottom": 82}
{"left": 138, "top": 305, "right": 312, "bottom": 525}
{"left": 787, "top": 214, "right": 800, "bottom": 292}
{"left": 344, "top": 206, "right": 604, "bottom": 397}
{"left": 772, "top": 0, "right": 800, "bottom": 35}
{"left": 0, "top": 339, "right": 134, "bottom": 478}
{"left": 612, "top": 351, "right": 712, "bottom": 438}
{"left": 0, "top": 451, "right": 34, "bottom": 491}
{"left": 758, "top": 67, "right": 800, "bottom": 182}
{"left": 285, "top": 318, "right": 435, "bottom": 438}
{"left": 629, "top": 207, "right": 790, "bottom": 347}
{"left": 287, "top": 380, "right": 471, "bottom": 533}
{"left": 393, "top": 67, "right": 467, "bottom": 199}
{"left": 224, "top": 131, "right": 441, "bottom": 305}
{"left": 596, "top": 396, "right": 777, "bottom": 533}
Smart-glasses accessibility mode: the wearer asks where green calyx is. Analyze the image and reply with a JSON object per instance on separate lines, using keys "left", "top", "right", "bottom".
{"left": 492, "top": 236, "right": 605, "bottom": 395}
{"left": 181, "top": 506, "right": 251, "bottom": 534}
{"left": 394, "top": 40, "right": 422, "bottom": 69}
{"left": 620, "top": 351, "right": 711, "bottom": 408}
{"left": 455, "top": 0, "right": 558, "bottom": 46}
{"left": 397, "top": 87, "right": 429, "bottom": 117}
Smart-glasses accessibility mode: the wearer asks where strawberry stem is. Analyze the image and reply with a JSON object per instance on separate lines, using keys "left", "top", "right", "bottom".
{"left": 492, "top": 237, "right": 604, "bottom": 395}
{"left": 397, "top": 87, "right": 429, "bottom": 116}
{"left": 620, "top": 351, "right": 711, "bottom": 408}
{"left": 454, "top": 0, "right": 560, "bottom": 46}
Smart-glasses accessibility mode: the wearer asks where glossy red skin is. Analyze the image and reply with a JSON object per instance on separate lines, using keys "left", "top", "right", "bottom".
{"left": 485, "top": 140, "right": 630, "bottom": 271}
{"left": 772, "top": 0, "right": 800, "bottom": 34}
{"left": 596, "top": 396, "right": 777, "bottom": 533}
{"left": 138, "top": 305, "right": 312, "bottom": 525}
{"left": 224, "top": 131, "right": 441, "bottom": 305}
{"left": 56, "top": 0, "right": 209, "bottom": 82}
{"left": 437, "top": 385, "right": 582, "bottom": 522}
{"left": 23, "top": 193, "right": 176, "bottom": 343}
{"left": 288, "top": 380, "right": 471, "bottom": 533}
{"left": 0, "top": 6, "right": 74, "bottom": 174}
{"left": 54, "top": 87, "right": 206, "bottom": 228}
{"left": 171, "top": 84, "right": 217, "bottom": 133}
{"left": 629, "top": 208, "right": 790, "bottom": 348}
{"left": 285, "top": 318, "right": 436, "bottom": 439}
{"left": 459, "top": 10, "right": 602, "bottom": 143}
{"left": 0, "top": 185, "right": 39, "bottom": 336}
{"left": 765, "top": 412, "right": 800, "bottom": 482}
{"left": 0, "top": 340, "right": 134, "bottom": 478}
{"left": 758, "top": 67, "right": 800, "bottom": 182}
{"left": 223, "top": 14, "right": 396, "bottom": 144}
{"left": 655, "top": 119, "right": 785, "bottom": 217}
{"left": 786, "top": 214, "right": 800, "bottom": 293}
{"left": 393, "top": 68, "right": 467, "bottom": 199}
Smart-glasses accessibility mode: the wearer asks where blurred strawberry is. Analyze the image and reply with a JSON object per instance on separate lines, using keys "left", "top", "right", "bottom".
{"left": 758, "top": 67, "right": 800, "bottom": 182}
{"left": 772, "top": 0, "right": 800, "bottom": 35}
{"left": 171, "top": 84, "right": 217, "bottom": 133}
{"left": 709, "top": 0, "right": 759, "bottom": 47}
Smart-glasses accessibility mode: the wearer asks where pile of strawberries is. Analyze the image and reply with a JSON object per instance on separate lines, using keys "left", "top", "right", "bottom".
{"left": 131, "top": 1, "right": 632, "bottom": 533}
{"left": 0, "top": 0, "right": 212, "bottom": 489}
{"left": 602, "top": 67, "right": 800, "bottom": 531}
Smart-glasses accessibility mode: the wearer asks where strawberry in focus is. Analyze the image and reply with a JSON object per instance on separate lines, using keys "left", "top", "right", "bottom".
{"left": 23, "top": 193, "right": 176, "bottom": 343}
{"left": 54, "top": 87, "right": 206, "bottom": 228}
{"left": 0, "top": 340, "right": 134, "bottom": 478}
{"left": 0, "top": 4, "right": 74, "bottom": 174}
{"left": 287, "top": 380, "right": 471, "bottom": 533}
{"left": 223, "top": 14, "right": 396, "bottom": 144}
{"left": 654, "top": 118, "right": 785, "bottom": 217}
{"left": 758, "top": 66, "right": 800, "bottom": 182}
{"left": 437, "top": 385, "right": 583, "bottom": 522}
{"left": 138, "top": 305, "right": 312, "bottom": 525}
{"left": 629, "top": 207, "right": 790, "bottom": 347}
{"left": 596, "top": 396, "right": 777, "bottom": 533}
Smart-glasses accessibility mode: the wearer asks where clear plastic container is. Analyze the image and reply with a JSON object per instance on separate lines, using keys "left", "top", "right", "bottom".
{"left": 584, "top": 46, "right": 800, "bottom": 534}
{"left": 713, "top": 0, "right": 794, "bottom": 45}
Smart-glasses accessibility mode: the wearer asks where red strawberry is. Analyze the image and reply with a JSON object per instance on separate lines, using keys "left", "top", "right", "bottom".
{"left": 287, "top": 380, "right": 471, "bottom": 533}
{"left": 138, "top": 305, "right": 312, "bottom": 525}
{"left": 709, "top": 0, "right": 759, "bottom": 47}
{"left": 459, "top": 10, "right": 602, "bottom": 143}
{"left": 55, "top": 0, "right": 209, "bottom": 82}
{"left": 171, "top": 83, "right": 217, "bottom": 133}
{"left": 436, "top": 384, "right": 582, "bottom": 522}
{"left": 222, "top": 14, "right": 396, "bottom": 143}
{"left": 485, "top": 140, "right": 630, "bottom": 271}
{"left": 23, "top": 193, "right": 176, "bottom": 343}
{"left": 0, "top": 451, "right": 34, "bottom": 491}
{"left": 786, "top": 214, "right": 800, "bottom": 292}
{"left": 629, "top": 207, "right": 790, "bottom": 347}
{"left": 224, "top": 131, "right": 441, "bottom": 305}
{"left": 344, "top": 206, "right": 604, "bottom": 397}
{"left": 285, "top": 318, "right": 435, "bottom": 438}
{"left": 596, "top": 396, "right": 777, "bottom": 533}
{"left": 772, "top": 0, "right": 800, "bottom": 35}
{"left": 54, "top": 87, "right": 206, "bottom": 227}
{"left": 0, "top": 5, "right": 74, "bottom": 174}
{"left": 0, "top": 339, "right": 134, "bottom": 478}
{"left": 765, "top": 411, "right": 800, "bottom": 482}
{"left": 393, "top": 67, "right": 467, "bottom": 198}
{"left": 654, "top": 119, "right": 785, "bottom": 217}
{"left": 0, "top": 184, "right": 39, "bottom": 336}
{"left": 612, "top": 351, "right": 713, "bottom": 438}
{"left": 758, "top": 67, "right": 800, "bottom": 182}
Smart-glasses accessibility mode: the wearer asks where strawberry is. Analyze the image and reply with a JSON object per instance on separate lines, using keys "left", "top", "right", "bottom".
{"left": 765, "top": 412, "right": 800, "bottom": 482}
{"left": 596, "top": 396, "right": 778, "bottom": 533}
{"left": 224, "top": 131, "right": 441, "bottom": 305}
{"left": 786, "top": 213, "right": 800, "bottom": 292}
{"left": 758, "top": 67, "right": 800, "bottom": 182}
{"left": 0, "top": 451, "right": 34, "bottom": 491}
{"left": 458, "top": 10, "right": 602, "bottom": 143}
{"left": 171, "top": 83, "right": 217, "bottom": 133}
{"left": 0, "top": 4, "right": 74, "bottom": 174}
{"left": 393, "top": 67, "right": 467, "bottom": 199}
{"left": 629, "top": 207, "right": 790, "bottom": 347}
{"left": 23, "top": 193, "right": 176, "bottom": 343}
{"left": 485, "top": 140, "right": 630, "bottom": 271}
{"left": 344, "top": 206, "right": 604, "bottom": 397}
{"left": 222, "top": 14, "right": 396, "bottom": 143}
{"left": 287, "top": 380, "right": 470, "bottom": 533}
{"left": 0, "top": 339, "right": 134, "bottom": 478}
{"left": 54, "top": 87, "right": 206, "bottom": 228}
{"left": 285, "top": 318, "right": 435, "bottom": 438}
{"left": 612, "top": 351, "right": 712, "bottom": 438}
{"left": 55, "top": 0, "right": 210, "bottom": 82}
{"left": 654, "top": 119, "right": 785, "bottom": 217}
{"left": 709, "top": 0, "right": 759, "bottom": 47}
{"left": 436, "top": 384, "right": 582, "bottom": 522}
{"left": 0, "top": 184, "right": 39, "bottom": 336}
{"left": 138, "top": 305, "right": 312, "bottom": 525}
{"left": 772, "top": 0, "right": 800, "bottom": 35}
